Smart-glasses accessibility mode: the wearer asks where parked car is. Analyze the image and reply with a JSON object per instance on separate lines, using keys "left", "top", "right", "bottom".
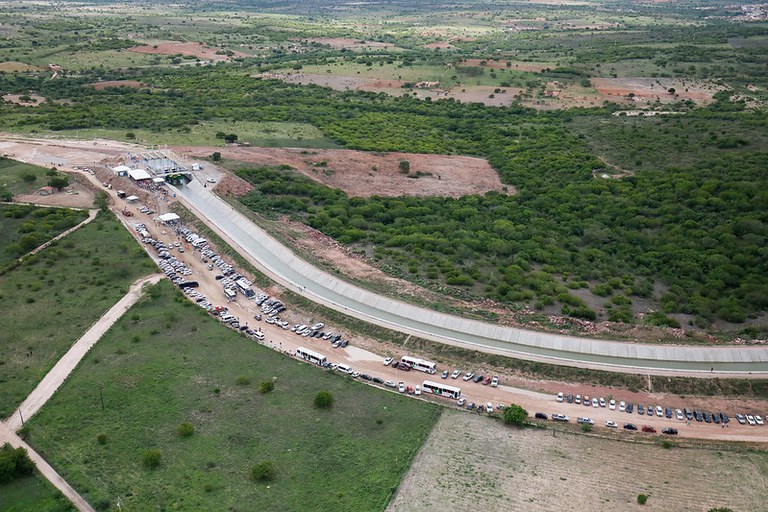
{"left": 662, "top": 427, "right": 679, "bottom": 435}
{"left": 665, "top": 407, "right": 673, "bottom": 419}
{"left": 415, "top": 386, "right": 422, "bottom": 396}
{"left": 577, "top": 417, "right": 594, "bottom": 425}
{"left": 599, "top": 397, "right": 606, "bottom": 408}
{"left": 736, "top": 414, "right": 746, "bottom": 425}
{"left": 472, "top": 374, "right": 484, "bottom": 383}
{"left": 534, "top": 412, "right": 548, "bottom": 420}
{"left": 609, "top": 399, "right": 616, "bottom": 410}
{"left": 556, "top": 392, "right": 564, "bottom": 403}
{"left": 566, "top": 394, "right": 574, "bottom": 404}
{"left": 637, "top": 404, "right": 645, "bottom": 415}
{"left": 592, "top": 398, "right": 599, "bottom": 408}
{"left": 384, "top": 380, "right": 396, "bottom": 388}
{"left": 441, "top": 370, "right": 449, "bottom": 379}
{"left": 756, "top": 415, "right": 765, "bottom": 426}
{"left": 641, "top": 425, "right": 657, "bottom": 433}
{"left": 482, "top": 376, "right": 492, "bottom": 385}
{"left": 551, "top": 414, "right": 569, "bottom": 422}
{"left": 466, "top": 402, "right": 476, "bottom": 411}
{"left": 360, "top": 374, "right": 372, "bottom": 381}
{"left": 462, "top": 372, "right": 474, "bottom": 381}
{"left": 457, "top": 397, "right": 466, "bottom": 406}
{"left": 485, "top": 403, "right": 494, "bottom": 413}
{"left": 675, "top": 409, "right": 684, "bottom": 421}
{"left": 619, "top": 401, "right": 626, "bottom": 412}
{"left": 656, "top": 405, "right": 663, "bottom": 417}
{"left": 605, "top": 420, "right": 618, "bottom": 428}
{"left": 575, "top": 394, "right": 581, "bottom": 404}
{"left": 451, "top": 370, "right": 461, "bottom": 379}
{"left": 398, "top": 382, "right": 406, "bottom": 393}
{"left": 624, "top": 423, "right": 638, "bottom": 431}
{"left": 491, "top": 376, "right": 499, "bottom": 387}
{"left": 626, "top": 403, "right": 634, "bottom": 414}
{"left": 746, "top": 415, "right": 756, "bottom": 426}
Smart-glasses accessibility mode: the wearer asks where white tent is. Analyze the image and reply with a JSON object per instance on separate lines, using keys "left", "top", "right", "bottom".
{"left": 112, "top": 165, "right": 131, "bottom": 176}
{"left": 127, "top": 168, "right": 152, "bottom": 181}
{"left": 152, "top": 177, "right": 165, "bottom": 184}
{"left": 157, "top": 213, "right": 180, "bottom": 223}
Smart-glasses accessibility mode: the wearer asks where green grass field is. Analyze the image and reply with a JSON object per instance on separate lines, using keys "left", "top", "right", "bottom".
{"left": 35, "top": 121, "right": 339, "bottom": 149}
{"left": 0, "top": 474, "right": 74, "bottom": 512}
{"left": 0, "top": 204, "right": 88, "bottom": 268}
{"left": 25, "top": 280, "right": 441, "bottom": 511}
{"left": 0, "top": 158, "right": 58, "bottom": 197}
{"left": 0, "top": 211, "right": 154, "bottom": 417}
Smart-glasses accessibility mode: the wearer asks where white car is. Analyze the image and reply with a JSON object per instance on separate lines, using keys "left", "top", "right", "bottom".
{"left": 491, "top": 376, "right": 499, "bottom": 388}
{"left": 462, "top": 372, "right": 474, "bottom": 381}
{"left": 619, "top": 401, "right": 626, "bottom": 412}
{"left": 551, "top": 414, "right": 569, "bottom": 422}
{"left": 609, "top": 399, "right": 616, "bottom": 410}
{"left": 383, "top": 357, "right": 393, "bottom": 366}
{"left": 599, "top": 397, "right": 606, "bottom": 408}
{"left": 311, "top": 322, "right": 325, "bottom": 330}
{"left": 457, "top": 397, "right": 467, "bottom": 406}
{"left": 556, "top": 392, "right": 564, "bottom": 402}
{"left": 592, "top": 398, "right": 599, "bottom": 408}
{"left": 451, "top": 370, "right": 461, "bottom": 379}
{"left": 577, "top": 417, "right": 594, "bottom": 425}
{"left": 656, "top": 405, "right": 663, "bottom": 417}
{"left": 575, "top": 394, "right": 581, "bottom": 404}
{"left": 206, "top": 177, "right": 216, "bottom": 183}
{"left": 384, "top": 380, "right": 396, "bottom": 389}
{"left": 756, "top": 415, "right": 765, "bottom": 426}
{"left": 398, "top": 382, "right": 405, "bottom": 393}
{"left": 414, "top": 386, "right": 421, "bottom": 396}
{"left": 676, "top": 409, "right": 684, "bottom": 421}
{"left": 485, "top": 402, "right": 494, "bottom": 413}
{"left": 605, "top": 420, "right": 618, "bottom": 428}
{"left": 747, "top": 415, "right": 756, "bottom": 425}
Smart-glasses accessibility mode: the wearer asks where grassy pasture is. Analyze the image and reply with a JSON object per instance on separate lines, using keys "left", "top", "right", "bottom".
{"left": 0, "top": 212, "right": 154, "bottom": 417}
{"left": 25, "top": 281, "right": 441, "bottom": 511}
{"left": 0, "top": 474, "right": 74, "bottom": 512}
{"left": 42, "top": 121, "right": 339, "bottom": 149}
{"left": 0, "top": 204, "right": 88, "bottom": 268}
{"left": 0, "top": 158, "right": 57, "bottom": 197}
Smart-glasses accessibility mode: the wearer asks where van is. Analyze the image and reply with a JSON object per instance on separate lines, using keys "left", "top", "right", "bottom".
{"left": 336, "top": 364, "right": 352, "bottom": 374}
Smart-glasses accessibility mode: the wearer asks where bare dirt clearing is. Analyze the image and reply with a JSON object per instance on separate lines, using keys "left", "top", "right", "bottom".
{"left": 3, "top": 93, "right": 46, "bottom": 106}
{"left": 86, "top": 79, "right": 144, "bottom": 90}
{"left": 592, "top": 77, "right": 723, "bottom": 104}
{"left": 128, "top": 41, "right": 246, "bottom": 61}
{"left": 0, "top": 61, "right": 43, "bottom": 72}
{"left": 390, "top": 411, "right": 768, "bottom": 512}
{"left": 173, "top": 146, "right": 512, "bottom": 198}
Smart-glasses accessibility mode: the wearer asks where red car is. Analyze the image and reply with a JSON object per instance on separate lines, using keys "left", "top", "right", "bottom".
{"left": 483, "top": 377, "right": 492, "bottom": 385}
{"left": 406, "top": 386, "right": 415, "bottom": 395}
{"left": 641, "top": 425, "right": 657, "bottom": 433}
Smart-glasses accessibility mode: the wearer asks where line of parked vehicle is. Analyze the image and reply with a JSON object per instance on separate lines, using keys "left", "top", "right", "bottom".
{"left": 292, "top": 322, "right": 349, "bottom": 348}
{"left": 536, "top": 412, "right": 679, "bottom": 435}
{"left": 383, "top": 362, "right": 502, "bottom": 388}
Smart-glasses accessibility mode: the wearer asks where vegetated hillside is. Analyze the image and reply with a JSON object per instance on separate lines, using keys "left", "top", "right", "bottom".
{"left": 0, "top": 3, "right": 766, "bottom": 334}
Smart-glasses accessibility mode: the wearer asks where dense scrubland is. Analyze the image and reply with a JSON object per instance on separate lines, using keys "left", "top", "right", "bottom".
{"left": 0, "top": 1, "right": 766, "bottom": 335}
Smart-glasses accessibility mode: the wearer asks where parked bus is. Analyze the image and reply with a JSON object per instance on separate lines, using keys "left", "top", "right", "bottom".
{"left": 422, "top": 380, "right": 461, "bottom": 399}
{"left": 296, "top": 347, "right": 326, "bottom": 366}
{"left": 401, "top": 356, "right": 437, "bottom": 374}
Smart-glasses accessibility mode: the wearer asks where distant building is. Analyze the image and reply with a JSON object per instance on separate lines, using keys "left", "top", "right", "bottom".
{"left": 38, "top": 186, "right": 55, "bottom": 196}
{"left": 111, "top": 165, "right": 131, "bottom": 177}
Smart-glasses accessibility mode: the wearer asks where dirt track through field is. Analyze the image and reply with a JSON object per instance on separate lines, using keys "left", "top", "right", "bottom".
{"left": 389, "top": 411, "right": 768, "bottom": 512}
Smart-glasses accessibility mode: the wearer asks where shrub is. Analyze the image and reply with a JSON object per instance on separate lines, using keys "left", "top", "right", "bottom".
{"left": 314, "top": 390, "right": 334, "bottom": 408}
{"left": 177, "top": 422, "right": 195, "bottom": 438}
{"left": 236, "top": 376, "right": 251, "bottom": 386}
{"left": 580, "top": 423, "right": 593, "bottom": 432}
{"left": 96, "top": 433, "right": 108, "bottom": 445}
{"left": 502, "top": 404, "right": 528, "bottom": 426}
{"left": 0, "top": 444, "right": 35, "bottom": 483}
{"left": 251, "top": 461, "right": 276, "bottom": 482}
{"left": 259, "top": 380, "right": 275, "bottom": 394}
{"left": 142, "top": 449, "right": 162, "bottom": 469}
{"left": 637, "top": 494, "right": 648, "bottom": 505}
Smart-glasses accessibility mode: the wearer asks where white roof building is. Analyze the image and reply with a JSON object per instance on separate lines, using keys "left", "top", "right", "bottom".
{"left": 127, "top": 168, "right": 152, "bottom": 181}
{"left": 157, "top": 213, "right": 180, "bottom": 223}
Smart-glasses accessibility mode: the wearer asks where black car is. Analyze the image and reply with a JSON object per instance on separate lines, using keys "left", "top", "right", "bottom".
{"left": 624, "top": 423, "right": 638, "bottom": 431}
{"left": 534, "top": 412, "right": 548, "bottom": 420}
{"left": 713, "top": 413, "right": 720, "bottom": 424}
{"left": 720, "top": 413, "right": 730, "bottom": 424}
{"left": 637, "top": 405, "right": 645, "bottom": 415}
{"left": 665, "top": 407, "right": 673, "bottom": 418}
{"left": 360, "top": 374, "right": 372, "bottom": 381}
{"left": 472, "top": 374, "right": 484, "bottom": 383}
{"left": 626, "top": 403, "right": 634, "bottom": 414}
{"left": 372, "top": 377, "right": 384, "bottom": 384}
{"left": 703, "top": 411, "right": 712, "bottom": 423}
{"left": 694, "top": 410, "right": 703, "bottom": 422}
{"left": 685, "top": 408, "right": 694, "bottom": 420}
{"left": 661, "top": 428, "right": 678, "bottom": 435}
{"left": 566, "top": 394, "right": 574, "bottom": 404}
{"left": 466, "top": 402, "right": 475, "bottom": 410}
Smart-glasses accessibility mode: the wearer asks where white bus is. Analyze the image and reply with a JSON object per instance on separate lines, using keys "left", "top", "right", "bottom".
{"left": 422, "top": 380, "right": 461, "bottom": 400}
{"left": 296, "top": 347, "right": 326, "bottom": 366}
{"left": 401, "top": 356, "right": 437, "bottom": 374}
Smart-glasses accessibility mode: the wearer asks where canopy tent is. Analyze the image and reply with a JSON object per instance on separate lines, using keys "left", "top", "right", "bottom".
{"left": 152, "top": 177, "right": 165, "bottom": 184}
{"left": 112, "top": 165, "right": 131, "bottom": 176}
{"left": 157, "top": 213, "right": 180, "bottom": 223}
{"left": 127, "top": 168, "right": 152, "bottom": 181}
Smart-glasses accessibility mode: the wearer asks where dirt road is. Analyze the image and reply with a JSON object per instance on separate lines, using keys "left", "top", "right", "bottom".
{"left": 14, "top": 208, "right": 97, "bottom": 263}
{"left": 5, "top": 273, "right": 162, "bottom": 430}
{"left": 0, "top": 422, "right": 95, "bottom": 512}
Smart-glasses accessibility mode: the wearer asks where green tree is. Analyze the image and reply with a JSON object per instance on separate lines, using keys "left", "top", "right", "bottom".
{"left": 398, "top": 160, "right": 410, "bottom": 173}
{"left": 211, "top": 152, "right": 221, "bottom": 162}
{"left": 93, "top": 190, "right": 110, "bottom": 212}
{"left": 503, "top": 404, "right": 528, "bottom": 426}
{"left": 259, "top": 380, "right": 275, "bottom": 394}
{"left": 48, "top": 174, "right": 70, "bottom": 191}
{"left": 125, "top": 132, "right": 136, "bottom": 139}
{"left": 637, "top": 494, "right": 648, "bottom": 505}
{"left": 224, "top": 133, "right": 238, "bottom": 143}
{"left": 177, "top": 422, "right": 195, "bottom": 438}
{"left": 314, "top": 390, "right": 334, "bottom": 408}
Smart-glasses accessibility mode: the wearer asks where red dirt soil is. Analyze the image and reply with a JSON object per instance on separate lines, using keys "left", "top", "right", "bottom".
{"left": 173, "top": 146, "right": 513, "bottom": 199}
{"left": 2, "top": 93, "right": 45, "bottom": 106}
{"left": 86, "top": 80, "right": 144, "bottom": 90}
{"left": 298, "top": 37, "right": 396, "bottom": 50}
{"left": 128, "top": 41, "right": 246, "bottom": 61}
{"left": 592, "top": 77, "right": 721, "bottom": 103}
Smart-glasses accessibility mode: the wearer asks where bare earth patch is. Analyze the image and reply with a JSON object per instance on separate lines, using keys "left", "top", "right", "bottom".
{"left": 86, "top": 80, "right": 144, "bottom": 90}
{"left": 0, "top": 61, "right": 44, "bottom": 72}
{"left": 128, "top": 41, "right": 246, "bottom": 61}
{"left": 424, "top": 42, "right": 456, "bottom": 50}
{"left": 3, "top": 93, "right": 46, "bottom": 106}
{"left": 173, "top": 146, "right": 513, "bottom": 198}
{"left": 390, "top": 411, "right": 768, "bottom": 512}
{"left": 592, "top": 77, "right": 723, "bottom": 105}
{"left": 14, "top": 172, "right": 95, "bottom": 209}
